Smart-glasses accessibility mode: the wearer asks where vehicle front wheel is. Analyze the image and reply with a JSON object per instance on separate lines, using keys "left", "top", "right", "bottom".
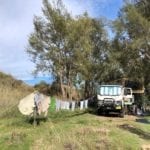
{"left": 97, "top": 108, "right": 103, "bottom": 115}
{"left": 119, "top": 108, "right": 125, "bottom": 118}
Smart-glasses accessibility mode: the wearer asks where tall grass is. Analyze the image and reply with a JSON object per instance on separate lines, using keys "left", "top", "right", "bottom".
{"left": 0, "top": 72, "right": 33, "bottom": 118}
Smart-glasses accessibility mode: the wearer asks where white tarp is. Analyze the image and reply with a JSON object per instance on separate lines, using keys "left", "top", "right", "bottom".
{"left": 18, "top": 93, "right": 35, "bottom": 116}
{"left": 18, "top": 93, "right": 50, "bottom": 116}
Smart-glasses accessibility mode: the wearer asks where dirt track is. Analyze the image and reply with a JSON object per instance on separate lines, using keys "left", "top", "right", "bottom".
{"left": 95, "top": 114, "right": 139, "bottom": 126}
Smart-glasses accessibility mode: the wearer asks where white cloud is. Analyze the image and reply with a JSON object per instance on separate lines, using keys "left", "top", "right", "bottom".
{"left": 0, "top": 0, "right": 42, "bottom": 79}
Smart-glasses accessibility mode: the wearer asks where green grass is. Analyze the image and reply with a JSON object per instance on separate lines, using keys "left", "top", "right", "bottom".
{"left": 1, "top": 72, "right": 150, "bottom": 149}
{"left": 0, "top": 105, "right": 150, "bottom": 150}
{"left": 49, "top": 97, "right": 56, "bottom": 112}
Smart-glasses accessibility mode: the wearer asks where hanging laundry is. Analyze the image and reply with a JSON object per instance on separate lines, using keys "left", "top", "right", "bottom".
{"left": 56, "top": 99, "right": 61, "bottom": 111}
{"left": 66, "top": 101, "right": 70, "bottom": 110}
{"left": 80, "top": 101, "right": 84, "bottom": 110}
{"left": 61, "top": 101, "right": 66, "bottom": 109}
{"left": 71, "top": 101, "right": 75, "bottom": 111}
{"left": 84, "top": 100, "right": 88, "bottom": 109}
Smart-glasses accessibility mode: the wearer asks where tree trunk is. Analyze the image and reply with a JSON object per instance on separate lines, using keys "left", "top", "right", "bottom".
{"left": 84, "top": 80, "right": 90, "bottom": 98}
{"left": 68, "top": 73, "right": 72, "bottom": 101}
{"left": 59, "top": 72, "right": 65, "bottom": 99}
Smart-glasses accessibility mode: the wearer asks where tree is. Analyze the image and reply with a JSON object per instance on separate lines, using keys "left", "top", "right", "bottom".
{"left": 27, "top": 0, "right": 97, "bottom": 99}
{"left": 112, "top": 0, "right": 150, "bottom": 102}
{"left": 27, "top": 0, "right": 72, "bottom": 98}
{"left": 135, "top": 0, "right": 150, "bottom": 21}
{"left": 83, "top": 18, "right": 109, "bottom": 97}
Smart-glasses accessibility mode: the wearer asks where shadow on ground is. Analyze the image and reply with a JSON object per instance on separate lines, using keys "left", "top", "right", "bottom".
{"left": 119, "top": 124, "right": 150, "bottom": 140}
{"left": 26, "top": 111, "right": 87, "bottom": 125}
{"left": 25, "top": 116, "right": 48, "bottom": 126}
{"left": 136, "top": 118, "right": 150, "bottom": 124}
{"left": 88, "top": 108, "right": 121, "bottom": 118}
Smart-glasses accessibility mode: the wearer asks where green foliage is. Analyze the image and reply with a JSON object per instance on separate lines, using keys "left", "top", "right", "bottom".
{"left": 27, "top": 0, "right": 109, "bottom": 99}
{"left": 135, "top": 0, "right": 150, "bottom": 21}
{"left": 34, "top": 80, "right": 51, "bottom": 95}
{"left": 49, "top": 97, "right": 56, "bottom": 112}
{"left": 112, "top": 0, "right": 150, "bottom": 102}
{"left": 0, "top": 109, "right": 150, "bottom": 149}
{"left": 27, "top": 0, "right": 149, "bottom": 101}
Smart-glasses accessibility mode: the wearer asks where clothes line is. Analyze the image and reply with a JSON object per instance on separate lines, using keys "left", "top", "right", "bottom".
{"left": 54, "top": 99, "right": 89, "bottom": 111}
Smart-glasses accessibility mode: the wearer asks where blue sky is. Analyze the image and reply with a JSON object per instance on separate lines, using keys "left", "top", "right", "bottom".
{"left": 0, "top": 0, "right": 123, "bottom": 84}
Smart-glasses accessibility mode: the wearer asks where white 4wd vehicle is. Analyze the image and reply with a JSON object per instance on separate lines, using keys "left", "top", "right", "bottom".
{"left": 97, "top": 85, "right": 134, "bottom": 117}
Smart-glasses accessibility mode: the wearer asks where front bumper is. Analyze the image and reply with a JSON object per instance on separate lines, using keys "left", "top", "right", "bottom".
{"left": 97, "top": 100, "right": 123, "bottom": 111}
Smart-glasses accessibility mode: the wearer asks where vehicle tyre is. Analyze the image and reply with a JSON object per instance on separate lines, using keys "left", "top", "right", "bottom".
{"left": 119, "top": 108, "right": 125, "bottom": 118}
{"left": 97, "top": 108, "right": 103, "bottom": 115}
{"left": 105, "top": 111, "right": 109, "bottom": 116}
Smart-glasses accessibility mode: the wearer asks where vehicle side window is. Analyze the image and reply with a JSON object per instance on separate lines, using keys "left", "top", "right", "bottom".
{"left": 124, "top": 88, "right": 131, "bottom": 95}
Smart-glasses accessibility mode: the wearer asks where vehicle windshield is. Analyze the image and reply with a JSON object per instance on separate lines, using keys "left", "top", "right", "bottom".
{"left": 98, "top": 86, "right": 122, "bottom": 96}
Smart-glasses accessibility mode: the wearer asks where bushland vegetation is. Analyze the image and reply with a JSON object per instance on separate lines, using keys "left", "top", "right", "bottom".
{"left": 0, "top": 72, "right": 33, "bottom": 118}
{"left": 27, "top": 0, "right": 149, "bottom": 105}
